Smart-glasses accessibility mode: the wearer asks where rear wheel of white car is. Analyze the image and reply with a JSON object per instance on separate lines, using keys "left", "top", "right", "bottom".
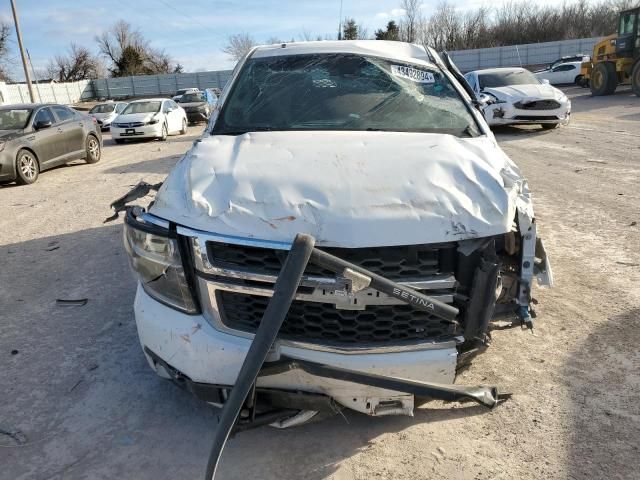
{"left": 160, "top": 123, "right": 168, "bottom": 141}
{"left": 15, "top": 149, "right": 39, "bottom": 185}
{"left": 85, "top": 135, "right": 101, "bottom": 164}
{"left": 180, "top": 118, "right": 187, "bottom": 134}
{"left": 541, "top": 123, "right": 560, "bottom": 130}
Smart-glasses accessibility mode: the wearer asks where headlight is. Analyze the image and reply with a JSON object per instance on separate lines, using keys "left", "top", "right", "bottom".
{"left": 124, "top": 209, "right": 198, "bottom": 314}
{"left": 147, "top": 115, "right": 160, "bottom": 125}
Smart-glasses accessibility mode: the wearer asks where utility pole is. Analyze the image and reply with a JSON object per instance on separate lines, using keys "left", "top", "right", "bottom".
{"left": 337, "top": 0, "right": 343, "bottom": 40}
{"left": 10, "top": 0, "right": 35, "bottom": 103}
{"left": 26, "top": 49, "right": 41, "bottom": 102}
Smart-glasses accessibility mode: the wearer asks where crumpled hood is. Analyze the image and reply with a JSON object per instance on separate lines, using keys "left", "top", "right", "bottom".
{"left": 484, "top": 83, "right": 564, "bottom": 103}
{"left": 150, "top": 131, "right": 533, "bottom": 247}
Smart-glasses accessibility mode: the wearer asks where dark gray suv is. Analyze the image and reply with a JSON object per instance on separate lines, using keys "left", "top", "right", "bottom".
{"left": 0, "top": 103, "right": 102, "bottom": 185}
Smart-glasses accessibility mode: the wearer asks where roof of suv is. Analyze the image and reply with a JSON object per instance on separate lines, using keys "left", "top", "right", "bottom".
{"left": 251, "top": 40, "right": 433, "bottom": 66}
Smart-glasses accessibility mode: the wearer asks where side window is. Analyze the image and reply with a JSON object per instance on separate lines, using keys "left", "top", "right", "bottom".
{"left": 116, "top": 103, "right": 127, "bottom": 113}
{"left": 162, "top": 101, "right": 170, "bottom": 113}
{"left": 33, "top": 108, "right": 54, "bottom": 126}
{"left": 51, "top": 106, "right": 75, "bottom": 122}
{"left": 170, "top": 100, "right": 179, "bottom": 109}
{"left": 619, "top": 12, "right": 637, "bottom": 35}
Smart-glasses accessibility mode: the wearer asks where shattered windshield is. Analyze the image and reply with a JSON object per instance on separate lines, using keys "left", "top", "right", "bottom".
{"left": 479, "top": 70, "right": 540, "bottom": 89}
{"left": 89, "top": 104, "right": 116, "bottom": 114}
{"left": 213, "top": 53, "right": 481, "bottom": 136}
{"left": 0, "top": 108, "right": 32, "bottom": 130}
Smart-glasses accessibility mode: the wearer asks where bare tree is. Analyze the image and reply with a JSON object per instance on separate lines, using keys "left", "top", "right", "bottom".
{"left": 0, "top": 23, "right": 12, "bottom": 81}
{"left": 415, "top": 0, "right": 629, "bottom": 52}
{"left": 223, "top": 33, "right": 257, "bottom": 62}
{"left": 46, "top": 43, "right": 103, "bottom": 81}
{"left": 400, "top": 0, "right": 422, "bottom": 43}
{"left": 96, "top": 20, "right": 178, "bottom": 76}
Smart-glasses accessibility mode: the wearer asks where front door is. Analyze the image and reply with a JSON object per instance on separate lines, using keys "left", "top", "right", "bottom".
{"left": 29, "top": 107, "right": 59, "bottom": 165}
{"left": 51, "top": 105, "right": 84, "bottom": 154}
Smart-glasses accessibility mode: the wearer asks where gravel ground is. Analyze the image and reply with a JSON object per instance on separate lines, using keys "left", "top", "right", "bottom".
{"left": 1, "top": 86, "right": 639, "bottom": 480}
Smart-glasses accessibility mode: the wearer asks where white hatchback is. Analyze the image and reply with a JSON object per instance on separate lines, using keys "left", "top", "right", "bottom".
{"left": 111, "top": 98, "right": 187, "bottom": 143}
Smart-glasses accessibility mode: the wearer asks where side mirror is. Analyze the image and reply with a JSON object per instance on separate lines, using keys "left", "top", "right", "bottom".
{"left": 541, "top": 79, "right": 550, "bottom": 85}
{"left": 166, "top": 107, "right": 174, "bottom": 113}
{"left": 475, "top": 93, "right": 493, "bottom": 108}
{"left": 34, "top": 119, "right": 52, "bottom": 130}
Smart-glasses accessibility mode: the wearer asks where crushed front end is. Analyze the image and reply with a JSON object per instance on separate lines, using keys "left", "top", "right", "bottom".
{"left": 124, "top": 204, "right": 552, "bottom": 422}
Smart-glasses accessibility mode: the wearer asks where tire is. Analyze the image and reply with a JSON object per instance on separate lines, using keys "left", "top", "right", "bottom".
{"left": 180, "top": 118, "right": 187, "bottom": 134}
{"left": 574, "top": 75, "right": 583, "bottom": 86}
{"left": 541, "top": 123, "right": 560, "bottom": 130}
{"left": 15, "top": 149, "right": 39, "bottom": 185}
{"left": 159, "top": 123, "right": 168, "bottom": 141}
{"left": 85, "top": 135, "right": 101, "bottom": 164}
{"left": 632, "top": 61, "right": 640, "bottom": 97}
{"left": 114, "top": 139, "right": 125, "bottom": 144}
{"left": 590, "top": 62, "right": 617, "bottom": 96}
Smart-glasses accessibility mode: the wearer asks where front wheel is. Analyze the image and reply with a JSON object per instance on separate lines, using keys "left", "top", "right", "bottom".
{"left": 15, "top": 149, "right": 39, "bottom": 185}
{"left": 590, "top": 62, "right": 617, "bottom": 96}
{"left": 574, "top": 75, "right": 583, "bottom": 86}
{"left": 180, "top": 118, "right": 187, "bottom": 134}
{"left": 85, "top": 135, "right": 101, "bottom": 163}
{"left": 159, "top": 123, "right": 168, "bottom": 141}
{"left": 541, "top": 123, "right": 560, "bottom": 130}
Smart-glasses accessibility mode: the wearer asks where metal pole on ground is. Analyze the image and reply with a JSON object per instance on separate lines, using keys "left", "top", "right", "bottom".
{"left": 10, "top": 0, "right": 35, "bottom": 103}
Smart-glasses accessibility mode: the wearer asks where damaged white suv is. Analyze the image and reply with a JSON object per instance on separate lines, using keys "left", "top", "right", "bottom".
{"left": 121, "top": 41, "right": 552, "bottom": 425}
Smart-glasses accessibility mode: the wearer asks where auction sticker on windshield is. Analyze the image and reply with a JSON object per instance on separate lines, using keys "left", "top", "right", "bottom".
{"left": 391, "top": 65, "right": 435, "bottom": 84}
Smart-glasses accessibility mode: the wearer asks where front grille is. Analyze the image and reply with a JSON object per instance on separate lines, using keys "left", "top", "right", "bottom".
{"left": 207, "top": 242, "right": 456, "bottom": 280}
{"left": 115, "top": 122, "right": 144, "bottom": 128}
{"left": 216, "top": 291, "right": 455, "bottom": 345}
{"left": 513, "top": 115, "right": 559, "bottom": 121}
{"left": 514, "top": 100, "right": 560, "bottom": 110}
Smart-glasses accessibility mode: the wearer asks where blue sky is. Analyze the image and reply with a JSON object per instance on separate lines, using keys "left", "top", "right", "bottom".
{"left": 2, "top": 0, "right": 576, "bottom": 80}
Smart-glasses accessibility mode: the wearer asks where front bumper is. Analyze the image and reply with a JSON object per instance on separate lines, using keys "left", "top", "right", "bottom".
{"left": 111, "top": 123, "right": 163, "bottom": 139}
{"left": 185, "top": 110, "right": 209, "bottom": 123}
{"left": 484, "top": 102, "right": 571, "bottom": 126}
{"left": 135, "top": 285, "right": 458, "bottom": 415}
{"left": 0, "top": 150, "right": 16, "bottom": 181}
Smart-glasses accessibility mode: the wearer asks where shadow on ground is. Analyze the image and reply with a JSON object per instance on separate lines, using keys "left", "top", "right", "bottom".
{"left": 0, "top": 224, "right": 494, "bottom": 480}
{"left": 566, "top": 308, "right": 640, "bottom": 479}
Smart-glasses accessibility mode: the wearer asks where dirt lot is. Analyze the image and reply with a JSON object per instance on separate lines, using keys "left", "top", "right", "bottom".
{"left": 1, "top": 86, "right": 639, "bottom": 480}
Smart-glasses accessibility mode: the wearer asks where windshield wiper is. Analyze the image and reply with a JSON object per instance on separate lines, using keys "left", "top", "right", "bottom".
{"left": 214, "top": 126, "right": 277, "bottom": 136}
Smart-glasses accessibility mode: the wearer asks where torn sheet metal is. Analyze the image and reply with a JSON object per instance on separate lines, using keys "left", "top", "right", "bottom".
{"left": 150, "top": 131, "right": 535, "bottom": 247}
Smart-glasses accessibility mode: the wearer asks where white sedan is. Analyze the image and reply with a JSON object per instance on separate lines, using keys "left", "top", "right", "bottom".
{"left": 534, "top": 61, "right": 584, "bottom": 85}
{"left": 111, "top": 99, "right": 188, "bottom": 143}
{"left": 464, "top": 67, "right": 571, "bottom": 129}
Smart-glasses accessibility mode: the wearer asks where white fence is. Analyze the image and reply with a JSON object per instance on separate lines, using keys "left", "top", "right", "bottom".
{"left": 91, "top": 70, "right": 233, "bottom": 99}
{"left": 449, "top": 37, "right": 600, "bottom": 72}
{"left": 0, "top": 79, "right": 94, "bottom": 105}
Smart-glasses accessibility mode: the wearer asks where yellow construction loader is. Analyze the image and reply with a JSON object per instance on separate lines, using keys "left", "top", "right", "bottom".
{"left": 580, "top": 7, "right": 640, "bottom": 96}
